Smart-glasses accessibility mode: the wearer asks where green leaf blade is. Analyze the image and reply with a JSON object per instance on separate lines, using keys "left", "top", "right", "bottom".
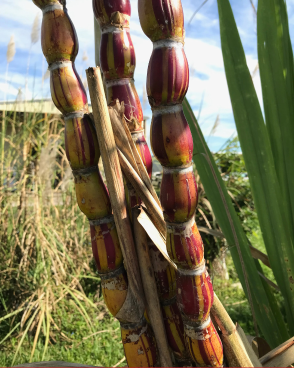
{"left": 258, "top": 0, "right": 294, "bottom": 253}
{"left": 217, "top": 0, "right": 294, "bottom": 335}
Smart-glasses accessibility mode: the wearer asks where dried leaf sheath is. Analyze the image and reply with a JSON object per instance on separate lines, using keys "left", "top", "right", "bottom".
{"left": 32, "top": 1, "right": 157, "bottom": 366}
{"left": 93, "top": 0, "right": 191, "bottom": 362}
{"left": 138, "top": 0, "right": 224, "bottom": 366}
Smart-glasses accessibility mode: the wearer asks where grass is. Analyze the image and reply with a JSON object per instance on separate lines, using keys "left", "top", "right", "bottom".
{"left": 0, "top": 295, "right": 125, "bottom": 367}
{"left": 214, "top": 254, "right": 261, "bottom": 337}
{"left": 214, "top": 226, "right": 286, "bottom": 341}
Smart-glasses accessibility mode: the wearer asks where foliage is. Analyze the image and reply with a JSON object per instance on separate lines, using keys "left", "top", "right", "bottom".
{"left": 184, "top": 0, "right": 294, "bottom": 349}
{"left": 214, "top": 138, "right": 258, "bottom": 235}
{"left": 0, "top": 295, "right": 124, "bottom": 367}
{"left": 219, "top": 0, "right": 294, "bottom": 338}
{"left": 185, "top": 96, "right": 288, "bottom": 348}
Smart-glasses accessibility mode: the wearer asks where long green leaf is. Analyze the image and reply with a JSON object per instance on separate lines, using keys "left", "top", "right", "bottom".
{"left": 183, "top": 98, "right": 289, "bottom": 347}
{"left": 258, "top": 0, "right": 294, "bottom": 254}
{"left": 217, "top": 0, "right": 294, "bottom": 334}
{"left": 254, "top": 259, "right": 288, "bottom": 338}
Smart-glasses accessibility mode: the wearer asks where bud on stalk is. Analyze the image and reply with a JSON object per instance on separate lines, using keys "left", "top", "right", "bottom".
{"left": 139, "top": 0, "right": 224, "bottom": 366}
{"left": 32, "top": 1, "right": 157, "bottom": 366}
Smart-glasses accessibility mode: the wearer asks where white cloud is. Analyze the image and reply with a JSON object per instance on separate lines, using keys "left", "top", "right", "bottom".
{"left": 0, "top": 82, "right": 19, "bottom": 98}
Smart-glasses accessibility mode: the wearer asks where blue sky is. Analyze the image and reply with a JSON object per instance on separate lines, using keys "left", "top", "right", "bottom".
{"left": 1, "top": 0, "right": 294, "bottom": 152}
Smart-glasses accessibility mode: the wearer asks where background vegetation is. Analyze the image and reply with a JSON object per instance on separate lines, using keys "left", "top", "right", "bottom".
{"left": 2, "top": 0, "right": 294, "bottom": 364}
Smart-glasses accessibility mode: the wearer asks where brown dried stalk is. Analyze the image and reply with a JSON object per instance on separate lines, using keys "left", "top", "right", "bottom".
{"left": 133, "top": 206, "right": 173, "bottom": 367}
{"left": 108, "top": 103, "right": 161, "bottom": 208}
{"left": 211, "top": 293, "right": 260, "bottom": 367}
{"left": 260, "top": 336, "right": 294, "bottom": 367}
{"left": 86, "top": 66, "right": 145, "bottom": 315}
{"left": 117, "top": 148, "right": 166, "bottom": 237}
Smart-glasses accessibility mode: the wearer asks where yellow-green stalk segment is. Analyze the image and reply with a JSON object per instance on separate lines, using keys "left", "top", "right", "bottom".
{"left": 93, "top": 0, "right": 191, "bottom": 364}
{"left": 32, "top": 1, "right": 158, "bottom": 366}
{"left": 138, "top": 0, "right": 224, "bottom": 366}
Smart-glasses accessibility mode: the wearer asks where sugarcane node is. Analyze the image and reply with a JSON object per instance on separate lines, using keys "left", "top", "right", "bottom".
{"left": 160, "top": 295, "right": 177, "bottom": 307}
{"left": 106, "top": 81, "right": 143, "bottom": 130}
{"left": 147, "top": 49, "right": 189, "bottom": 107}
{"left": 89, "top": 215, "right": 114, "bottom": 226}
{"left": 98, "top": 264, "right": 125, "bottom": 280}
{"left": 110, "top": 11, "right": 125, "bottom": 28}
{"left": 93, "top": 0, "right": 131, "bottom": 28}
{"left": 151, "top": 106, "right": 193, "bottom": 167}
{"left": 72, "top": 166, "right": 97, "bottom": 177}
{"left": 101, "top": 270, "right": 129, "bottom": 317}
{"left": 50, "top": 64, "right": 88, "bottom": 115}
{"left": 121, "top": 323, "right": 159, "bottom": 367}
{"left": 33, "top": 0, "right": 60, "bottom": 10}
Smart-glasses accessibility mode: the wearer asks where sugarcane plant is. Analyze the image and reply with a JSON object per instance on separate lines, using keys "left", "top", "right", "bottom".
{"left": 138, "top": 0, "right": 224, "bottom": 366}
{"left": 93, "top": 0, "right": 192, "bottom": 364}
{"left": 32, "top": 1, "right": 158, "bottom": 366}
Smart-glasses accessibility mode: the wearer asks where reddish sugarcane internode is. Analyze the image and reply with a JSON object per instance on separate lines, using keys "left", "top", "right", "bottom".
{"left": 148, "top": 240, "right": 192, "bottom": 366}
{"left": 93, "top": 0, "right": 191, "bottom": 364}
{"left": 138, "top": 0, "right": 224, "bottom": 366}
{"left": 93, "top": 0, "right": 152, "bottom": 195}
{"left": 33, "top": 1, "right": 158, "bottom": 366}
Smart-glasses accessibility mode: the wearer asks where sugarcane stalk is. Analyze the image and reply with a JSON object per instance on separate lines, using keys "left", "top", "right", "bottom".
{"left": 33, "top": 1, "right": 157, "bottom": 366}
{"left": 92, "top": 0, "right": 152, "bottom": 194}
{"left": 133, "top": 205, "right": 173, "bottom": 367}
{"left": 86, "top": 66, "right": 159, "bottom": 367}
{"left": 211, "top": 294, "right": 256, "bottom": 367}
{"left": 118, "top": 145, "right": 191, "bottom": 364}
{"left": 138, "top": 204, "right": 259, "bottom": 367}
{"left": 93, "top": 0, "right": 191, "bottom": 364}
{"left": 138, "top": 0, "right": 224, "bottom": 366}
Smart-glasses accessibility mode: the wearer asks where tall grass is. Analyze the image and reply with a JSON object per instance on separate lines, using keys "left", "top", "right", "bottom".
{"left": 25, "top": 14, "right": 40, "bottom": 101}
{"left": 0, "top": 107, "right": 103, "bottom": 364}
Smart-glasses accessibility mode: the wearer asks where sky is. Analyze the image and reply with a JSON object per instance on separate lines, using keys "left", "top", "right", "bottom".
{"left": 1, "top": 0, "right": 294, "bottom": 152}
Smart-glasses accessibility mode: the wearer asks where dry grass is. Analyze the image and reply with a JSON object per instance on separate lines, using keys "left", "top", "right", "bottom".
{"left": 6, "top": 35, "right": 15, "bottom": 64}
{"left": 0, "top": 108, "right": 100, "bottom": 364}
